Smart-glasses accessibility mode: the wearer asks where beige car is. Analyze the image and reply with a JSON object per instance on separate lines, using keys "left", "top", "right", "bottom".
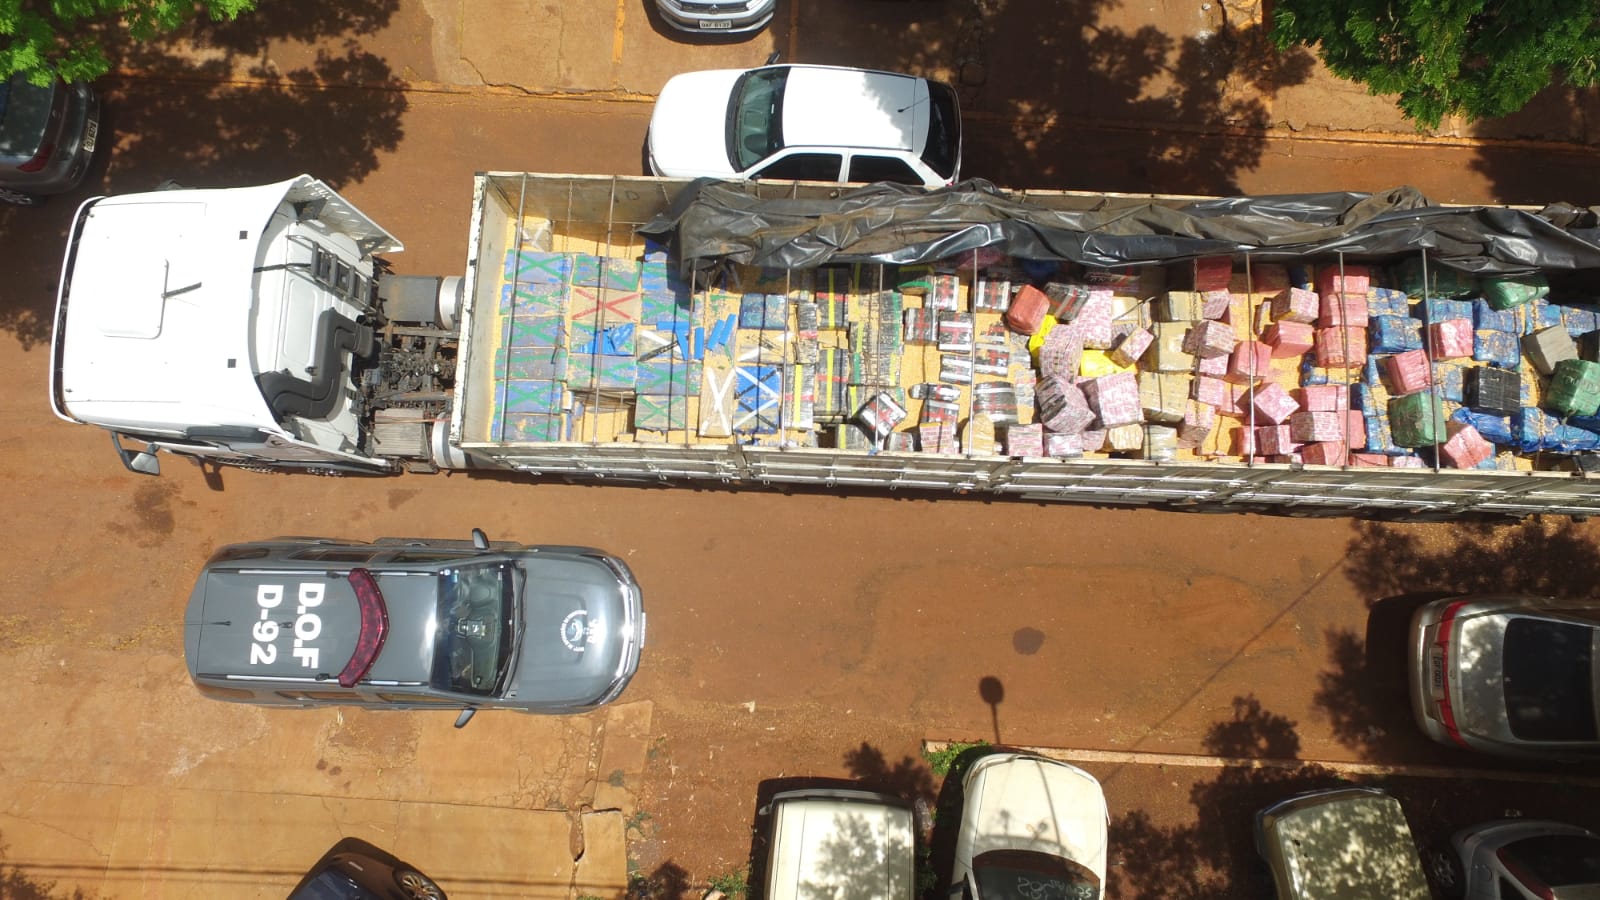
{"left": 1255, "top": 787, "right": 1431, "bottom": 900}
{"left": 761, "top": 788, "right": 916, "bottom": 900}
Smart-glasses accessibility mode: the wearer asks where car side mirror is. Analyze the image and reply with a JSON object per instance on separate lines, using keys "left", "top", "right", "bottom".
{"left": 471, "top": 528, "right": 489, "bottom": 550}
{"left": 110, "top": 433, "right": 161, "bottom": 475}
{"left": 765, "top": 50, "right": 781, "bottom": 65}
{"left": 453, "top": 708, "right": 476, "bottom": 729}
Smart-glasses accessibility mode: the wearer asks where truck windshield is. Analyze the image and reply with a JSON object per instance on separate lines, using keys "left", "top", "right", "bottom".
{"left": 973, "top": 850, "right": 1100, "bottom": 900}
{"left": 431, "top": 562, "right": 518, "bottom": 696}
{"left": 729, "top": 68, "right": 788, "bottom": 170}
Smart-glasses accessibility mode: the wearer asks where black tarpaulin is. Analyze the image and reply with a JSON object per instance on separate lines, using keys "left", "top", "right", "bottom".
{"left": 638, "top": 179, "right": 1600, "bottom": 275}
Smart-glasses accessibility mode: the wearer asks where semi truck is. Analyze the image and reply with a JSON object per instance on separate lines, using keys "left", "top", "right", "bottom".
{"left": 47, "top": 172, "right": 1600, "bottom": 520}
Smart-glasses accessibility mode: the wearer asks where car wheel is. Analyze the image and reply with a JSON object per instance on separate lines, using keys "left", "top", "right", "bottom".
{"left": 394, "top": 868, "right": 444, "bottom": 899}
{"left": 1424, "top": 846, "right": 1465, "bottom": 899}
{"left": 0, "top": 187, "right": 43, "bottom": 206}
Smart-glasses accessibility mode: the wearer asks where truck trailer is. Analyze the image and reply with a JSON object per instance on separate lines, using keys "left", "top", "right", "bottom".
{"left": 48, "top": 172, "right": 1600, "bottom": 520}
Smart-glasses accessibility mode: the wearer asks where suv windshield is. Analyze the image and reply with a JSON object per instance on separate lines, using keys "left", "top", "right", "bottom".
{"left": 920, "top": 81, "right": 960, "bottom": 179}
{"left": 431, "top": 562, "right": 519, "bottom": 696}
{"left": 729, "top": 67, "right": 788, "bottom": 170}
{"left": 1504, "top": 616, "right": 1599, "bottom": 741}
{"left": 973, "top": 850, "right": 1100, "bottom": 900}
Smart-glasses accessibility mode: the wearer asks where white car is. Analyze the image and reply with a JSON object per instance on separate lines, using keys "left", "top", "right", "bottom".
{"left": 1254, "top": 787, "right": 1431, "bottom": 900}
{"left": 647, "top": 64, "right": 962, "bottom": 188}
{"left": 761, "top": 788, "right": 915, "bottom": 900}
{"left": 1427, "top": 819, "right": 1600, "bottom": 899}
{"left": 951, "top": 752, "right": 1109, "bottom": 900}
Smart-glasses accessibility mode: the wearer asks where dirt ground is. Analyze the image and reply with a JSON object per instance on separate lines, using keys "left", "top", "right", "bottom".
{"left": 6, "top": 1, "right": 1600, "bottom": 897}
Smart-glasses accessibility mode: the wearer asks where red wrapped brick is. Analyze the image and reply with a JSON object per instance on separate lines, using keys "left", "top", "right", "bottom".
{"left": 1316, "top": 264, "right": 1370, "bottom": 298}
{"left": 1301, "top": 441, "right": 1347, "bottom": 466}
{"left": 1294, "top": 383, "right": 1345, "bottom": 412}
{"left": 1250, "top": 264, "right": 1290, "bottom": 293}
{"left": 1082, "top": 371, "right": 1142, "bottom": 427}
{"left": 1037, "top": 324, "right": 1085, "bottom": 378}
{"left": 1391, "top": 454, "right": 1427, "bottom": 469}
{"left": 1289, "top": 410, "right": 1346, "bottom": 442}
{"left": 1226, "top": 341, "right": 1273, "bottom": 384}
{"left": 1193, "top": 256, "right": 1233, "bottom": 291}
{"left": 1073, "top": 293, "right": 1116, "bottom": 349}
{"left": 1252, "top": 382, "right": 1300, "bottom": 425}
{"left": 1197, "top": 352, "right": 1229, "bottom": 377}
{"left": 1256, "top": 424, "right": 1301, "bottom": 455}
{"left": 1109, "top": 327, "right": 1153, "bottom": 367}
{"left": 1386, "top": 349, "right": 1433, "bottom": 395}
{"left": 1314, "top": 327, "right": 1368, "bottom": 367}
{"left": 1220, "top": 382, "right": 1255, "bottom": 419}
{"left": 1317, "top": 294, "right": 1370, "bottom": 328}
{"left": 1193, "top": 375, "right": 1229, "bottom": 408}
{"left": 1428, "top": 318, "right": 1474, "bottom": 360}
{"left": 1183, "top": 320, "right": 1237, "bottom": 359}
{"left": 1263, "top": 320, "right": 1315, "bottom": 358}
{"left": 1005, "top": 284, "right": 1050, "bottom": 334}
{"left": 1200, "top": 290, "right": 1232, "bottom": 319}
{"left": 919, "top": 421, "right": 958, "bottom": 454}
{"left": 1005, "top": 423, "right": 1044, "bottom": 457}
{"left": 1347, "top": 409, "right": 1367, "bottom": 449}
{"left": 1230, "top": 426, "right": 1258, "bottom": 457}
{"left": 1178, "top": 400, "right": 1216, "bottom": 447}
{"left": 1350, "top": 452, "right": 1390, "bottom": 467}
{"left": 1271, "top": 286, "right": 1320, "bottom": 324}
{"left": 1035, "top": 374, "right": 1096, "bottom": 434}
{"left": 1442, "top": 423, "right": 1494, "bottom": 468}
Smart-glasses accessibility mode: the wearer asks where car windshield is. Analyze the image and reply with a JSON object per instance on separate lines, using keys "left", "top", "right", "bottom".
{"left": 1503, "top": 616, "right": 1599, "bottom": 741}
{"left": 921, "top": 81, "right": 960, "bottom": 179}
{"left": 430, "top": 562, "right": 519, "bottom": 696}
{"left": 973, "top": 849, "right": 1100, "bottom": 900}
{"left": 1503, "top": 834, "right": 1600, "bottom": 889}
{"left": 728, "top": 67, "right": 788, "bottom": 170}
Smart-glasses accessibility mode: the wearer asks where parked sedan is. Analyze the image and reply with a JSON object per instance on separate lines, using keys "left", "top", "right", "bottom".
{"left": 183, "top": 530, "right": 645, "bottom": 726}
{"left": 951, "top": 752, "right": 1109, "bottom": 900}
{"left": 647, "top": 64, "right": 961, "bottom": 187}
{"left": 653, "top": 0, "right": 775, "bottom": 34}
{"left": 1408, "top": 594, "right": 1600, "bottom": 759}
{"left": 0, "top": 74, "right": 99, "bottom": 205}
{"left": 289, "top": 837, "right": 445, "bottom": 899}
{"left": 1254, "top": 787, "right": 1431, "bottom": 900}
{"left": 761, "top": 788, "right": 915, "bottom": 900}
{"left": 1428, "top": 819, "right": 1600, "bottom": 899}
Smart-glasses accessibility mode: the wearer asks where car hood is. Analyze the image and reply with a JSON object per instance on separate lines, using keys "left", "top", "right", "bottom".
{"left": 507, "top": 554, "right": 640, "bottom": 705}
{"left": 781, "top": 67, "right": 927, "bottom": 154}
{"left": 963, "top": 756, "right": 1107, "bottom": 873}
{"left": 649, "top": 69, "right": 743, "bottom": 178}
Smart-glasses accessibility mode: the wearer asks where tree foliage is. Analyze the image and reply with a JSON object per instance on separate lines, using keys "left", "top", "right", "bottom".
{"left": 1271, "top": 0, "right": 1600, "bottom": 128}
{"left": 0, "top": 0, "right": 256, "bottom": 85}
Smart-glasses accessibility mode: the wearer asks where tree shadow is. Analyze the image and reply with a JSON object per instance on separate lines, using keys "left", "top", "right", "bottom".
{"left": 1342, "top": 518, "right": 1600, "bottom": 603}
{"left": 628, "top": 860, "right": 693, "bottom": 900}
{"left": 1108, "top": 694, "right": 1346, "bottom": 899}
{"left": 1469, "top": 83, "right": 1600, "bottom": 207}
{"left": 0, "top": 0, "right": 407, "bottom": 350}
{"left": 0, "top": 832, "right": 89, "bottom": 900}
{"left": 796, "top": 0, "right": 1315, "bottom": 193}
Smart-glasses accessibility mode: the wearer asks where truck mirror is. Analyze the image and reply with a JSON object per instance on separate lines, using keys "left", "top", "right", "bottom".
{"left": 110, "top": 433, "right": 161, "bottom": 476}
{"left": 471, "top": 528, "right": 489, "bottom": 550}
{"left": 453, "top": 708, "right": 476, "bottom": 729}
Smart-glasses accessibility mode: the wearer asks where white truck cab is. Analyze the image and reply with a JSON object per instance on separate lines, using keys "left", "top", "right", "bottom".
{"left": 50, "top": 176, "right": 408, "bottom": 475}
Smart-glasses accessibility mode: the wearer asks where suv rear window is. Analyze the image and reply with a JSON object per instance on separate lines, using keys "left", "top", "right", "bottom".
{"left": 1504, "top": 616, "right": 1599, "bottom": 741}
{"left": 0, "top": 74, "right": 53, "bottom": 160}
{"left": 1503, "top": 834, "right": 1600, "bottom": 887}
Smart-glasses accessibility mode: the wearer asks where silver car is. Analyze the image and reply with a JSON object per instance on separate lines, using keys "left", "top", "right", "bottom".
{"left": 0, "top": 74, "right": 99, "bottom": 205}
{"left": 654, "top": 0, "right": 775, "bottom": 34}
{"left": 761, "top": 788, "right": 915, "bottom": 900}
{"left": 1408, "top": 594, "right": 1600, "bottom": 759}
{"left": 1254, "top": 787, "right": 1431, "bottom": 900}
{"left": 184, "top": 530, "right": 644, "bottom": 727}
{"left": 1427, "top": 819, "right": 1600, "bottom": 899}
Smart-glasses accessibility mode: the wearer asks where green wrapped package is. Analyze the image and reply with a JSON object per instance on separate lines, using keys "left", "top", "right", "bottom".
{"left": 1545, "top": 358, "right": 1600, "bottom": 417}
{"left": 1395, "top": 257, "right": 1477, "bottom": 298}
{"left": 1389, "top": 392, "right": 1447, "bottom": 447}
{"left": 1482, "top": 274, "right": 1549, "bottom": 310}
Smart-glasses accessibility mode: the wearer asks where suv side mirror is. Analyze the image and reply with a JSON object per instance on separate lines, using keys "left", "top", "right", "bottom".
{"left": 471, "top": 528, "right": 489, "bottom": 550}
{"left": 110, "top": 433, "right": 161, "bottom": 475}
{"left": 765, "top": 50, "right": 781, "bottom": 65}
{"left": 453, "top": 708, "right": 476, "bottom": 729}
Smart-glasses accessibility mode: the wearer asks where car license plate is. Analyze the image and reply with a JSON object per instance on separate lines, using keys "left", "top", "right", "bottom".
{"left": 82, "top": 120, "right": 98, "bottom": 154}
{"left": 1428, "top": 648, "right": 1445, "bottom": 700}
{"left": 699, "top": 19, "right": 733, "bottom": 28}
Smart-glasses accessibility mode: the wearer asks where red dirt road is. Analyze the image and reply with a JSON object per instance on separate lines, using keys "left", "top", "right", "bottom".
{"left": 6, "top": 1, "right": 1600, "bottom": 897}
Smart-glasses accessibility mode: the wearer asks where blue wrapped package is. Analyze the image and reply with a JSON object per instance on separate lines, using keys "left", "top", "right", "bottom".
{"left": 1533, "top": 298, "right": 1564, "bottom": 331}
{"left": 1300, "top": 355, "right": 1327, "bottom": 385}
{"left": 1451, "top": 407, "right": 1513, "bottom": 445}
{"left": 1432, "top": 363, "right": 1465, "bottom": 402}
{"left": 1473, "top": 330, "right": 1520, "bottom": 369}
{"left": 1370, "top": 316, "right": 1423, "bottom": 352}
{"left": 1513, "top": 409, "right": 1600, "bottom": 453}
{"left": 1413, "top": 297, "right": 1473, "bottom": 323}
{"left": 1564, "top": 304, "right": 1600, "bottom": 337}
{"left": 1288, "top": 263, "right": 1313, "bottom": 290}
{"left": 1355, "top": 382, "right": 1385, "bottom": 417}
{"left": 1472, "top": 298, "right": 1518, "bottom": 333}
{"left": 1369, "top": 287, "right": 1410, "bottom": 317}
